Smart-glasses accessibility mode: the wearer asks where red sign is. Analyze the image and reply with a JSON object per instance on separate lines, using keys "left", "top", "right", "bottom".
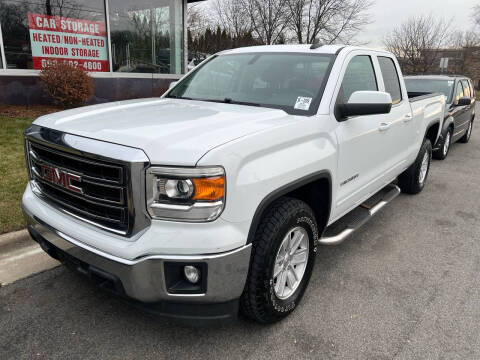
{"left": 28, "top": 13, "right": 108, "bottom": 72}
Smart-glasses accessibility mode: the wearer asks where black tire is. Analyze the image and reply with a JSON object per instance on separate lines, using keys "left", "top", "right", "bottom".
{"left": 433, "top": 127, "right": 452, "bottom": 160}
{"left": 459, "top": 120, "right": 473, "bottom": 143}
{"left": 240, "top": 197, "right": 319, "bottom": 323}
{"left": 398, "top": 138, "right": 432, "bottom": 194}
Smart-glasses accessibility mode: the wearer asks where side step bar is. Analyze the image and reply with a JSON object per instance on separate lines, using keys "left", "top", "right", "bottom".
{"left": 319, "top": 184, "right": 401, "bottom": 246}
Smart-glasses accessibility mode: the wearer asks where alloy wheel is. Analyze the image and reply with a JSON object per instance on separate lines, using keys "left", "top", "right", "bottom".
{"left": 419, "top": 151, "right": 429, "bottom": 185}
{"left": 443, "top": 131, "right": 451, "bottom": 156}
{"left": 272, "top": 227, "right": 309, "bottom": 300}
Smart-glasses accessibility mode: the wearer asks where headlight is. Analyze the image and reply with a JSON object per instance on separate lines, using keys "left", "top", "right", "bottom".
{"left": 146, "top": 166, "right": 225, "bottom": 222}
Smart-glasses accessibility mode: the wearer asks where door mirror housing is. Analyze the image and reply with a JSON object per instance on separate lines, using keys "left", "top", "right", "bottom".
{"left": 339, "top": 91, "right": 392, "bottom": 119}
{"left": 456, "top": 97, "right": 471, "bottom": 106}
{"left": 168, "top": 81, "right": 178, "bottom": 90}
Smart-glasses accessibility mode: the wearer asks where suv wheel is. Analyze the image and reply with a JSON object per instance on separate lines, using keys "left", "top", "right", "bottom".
{"left": 433, "top": 128, "right": 452, "bottom": 160}
{"left": 240, "top": 197, "right": 318, "bottom": 323}
{"left": 459, "top": 120, "right": 473, "bottom": 143}
{"left": 398, "top": 138, "right": 432, "bottom": 194}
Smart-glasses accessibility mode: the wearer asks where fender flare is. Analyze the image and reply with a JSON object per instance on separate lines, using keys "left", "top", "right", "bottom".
{"left": 246, "top": 170, "right": 332, "bottom": 244}
{"left": 442, "top": 115, "right": 454, "bottom": 134}
{"left": 424, "top": 119, "right": 442, "bottom": 147}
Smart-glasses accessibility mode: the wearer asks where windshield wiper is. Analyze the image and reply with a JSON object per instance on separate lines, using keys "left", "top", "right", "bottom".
{"left": 167, "top": 96, "right": 261, "bottom": 107}
{"left": 166, "top": 95, "right": 194, "bottom": 100}
{"left": 222, "top": 98, "right": 261, "bottom": 107}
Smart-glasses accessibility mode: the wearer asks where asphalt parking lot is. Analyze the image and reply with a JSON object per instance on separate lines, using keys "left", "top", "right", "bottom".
{"left": 1, "top": 115, "right": 480, "bottom": 359}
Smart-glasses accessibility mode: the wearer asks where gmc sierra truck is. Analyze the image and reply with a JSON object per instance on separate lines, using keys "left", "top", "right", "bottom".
{"left": 22, "top": 45, "right": 445, "bottom": 324}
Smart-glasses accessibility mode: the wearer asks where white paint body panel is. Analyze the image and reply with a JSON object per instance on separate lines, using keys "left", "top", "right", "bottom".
{"left": 24, "top": 45, "right": 445, "bottom": 259}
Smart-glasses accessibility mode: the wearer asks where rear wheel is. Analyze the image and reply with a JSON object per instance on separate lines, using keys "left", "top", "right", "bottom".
{"left": 433, "top": 128, "right": 452, "bottom": 160}
{"left": 240, "top": 197, "right": 318, "bottom": 323}
{"left": 398, "top": 138, "right": 432, "bottom": 194}
{"left": 459, "top": 120, "right": 473, "bottom": 143}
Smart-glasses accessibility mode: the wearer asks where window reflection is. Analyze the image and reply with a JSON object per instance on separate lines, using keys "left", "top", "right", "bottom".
{"left": 109, "top": 0, "right": 184, "bottom": 74}
{"left": 0, "top": 0, "right": 107, "bottom": 70}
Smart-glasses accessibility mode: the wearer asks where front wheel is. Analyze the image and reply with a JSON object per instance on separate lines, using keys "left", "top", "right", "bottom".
{"left": 398, "top": 138, "right": 432, "bottom": 194}
{"left": 240, "top": 197, "right": 318, "bottom": 323}
{"left": 433, "top": 128, "right": 452, "bottom": 160}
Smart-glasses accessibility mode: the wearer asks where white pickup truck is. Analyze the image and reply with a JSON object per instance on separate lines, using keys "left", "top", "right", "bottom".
{"left": 22, "top": 45, "right": 445, "bottom": 324}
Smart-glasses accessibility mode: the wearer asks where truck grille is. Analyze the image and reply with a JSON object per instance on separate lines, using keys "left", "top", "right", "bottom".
{"left": 27, "top": 140, "right": 130, "bottom": 234}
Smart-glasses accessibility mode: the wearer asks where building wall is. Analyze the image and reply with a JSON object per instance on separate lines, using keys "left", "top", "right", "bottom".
{"left": 416, "top": 47, "right": 480, "bottom": 89}
{"left": 460, "top": 47, "right": 480, "bottom": 89}
{"left": 0, "top": 75, "right": 177, "bottom": 106}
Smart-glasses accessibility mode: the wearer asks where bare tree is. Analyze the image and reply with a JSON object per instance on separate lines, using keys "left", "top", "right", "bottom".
{"left": 472, "top": 4, "right": 480, "bottom": 27}
{"left": 240, "top": 0, "right": 288, "bottom": 45}
{"left": 285, "top": 0, "right": 373, "bottom": 44}
{"left": 212, "top": 0, "right": 251, "bottom": 38}
{"left": 384, "top": 15, "right": 452, "bottom": 74}
{"left": 450, "top": 30, "right": 480, "bottom": 49}
{"left": 188, "top": 4, "right": 211, "bottom": 40}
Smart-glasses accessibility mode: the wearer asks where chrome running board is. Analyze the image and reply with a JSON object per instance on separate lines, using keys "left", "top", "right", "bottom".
{"left": 319, "top": 183, "right": 401, "bottom": 246}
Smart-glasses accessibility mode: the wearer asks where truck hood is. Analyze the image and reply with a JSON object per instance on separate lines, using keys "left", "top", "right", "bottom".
{"left": 34, "top": 98, "right": 289, "bottom": 165}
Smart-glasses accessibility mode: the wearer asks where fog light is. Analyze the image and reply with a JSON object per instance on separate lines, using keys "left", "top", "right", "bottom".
{"left": 184, "top": 265, "right": 200, "bottom": 284}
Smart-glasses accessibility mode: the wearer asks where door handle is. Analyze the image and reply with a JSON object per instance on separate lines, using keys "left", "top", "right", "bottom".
{"left": 403, "top": 114, "right": 413, "bottom": 122}
{"left": 379, "top": 122, "right": 390, "bottom": 132}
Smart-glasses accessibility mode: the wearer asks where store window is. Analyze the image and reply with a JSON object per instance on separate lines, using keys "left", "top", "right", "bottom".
{"left": 109, "top": 0, "right": 184, "bottom": 74}
{"left": 0, "top": 0, "right": 108, "bottom": 71}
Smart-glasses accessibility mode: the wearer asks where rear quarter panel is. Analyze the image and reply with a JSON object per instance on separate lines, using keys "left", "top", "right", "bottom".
{"left": 409, "top": 95, "right": 445, "bottom": 162}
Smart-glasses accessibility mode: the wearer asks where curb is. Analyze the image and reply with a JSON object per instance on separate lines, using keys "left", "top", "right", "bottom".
{"left": 0, "top": 229, "right": 30, "bottom": 248}
{"left": 0, "top": 228, "right": 60, "bottom": 286}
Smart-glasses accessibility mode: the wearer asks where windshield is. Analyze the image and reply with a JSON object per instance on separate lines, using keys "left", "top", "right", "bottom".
{"left": 405, "top": 79, "right": 455, "bottom": 103}
{"left": 167, "top": 53, "right": 334, "bottom": 115}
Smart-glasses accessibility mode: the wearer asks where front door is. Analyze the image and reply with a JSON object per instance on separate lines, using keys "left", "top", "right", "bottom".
{"left": 332, "top": 54, "right": 393, "bottom": 220}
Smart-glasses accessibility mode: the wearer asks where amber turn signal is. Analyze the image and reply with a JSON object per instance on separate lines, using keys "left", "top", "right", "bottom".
{"left": 192, "top": 176, "right": 225, "bottom": 201}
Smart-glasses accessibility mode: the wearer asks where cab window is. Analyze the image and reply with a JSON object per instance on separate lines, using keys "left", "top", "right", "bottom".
{"left": 338, "top": 55, "right": 378, "bottom": 103}
{"left": 378, "top": 56, "right": 402, "bottom": 104}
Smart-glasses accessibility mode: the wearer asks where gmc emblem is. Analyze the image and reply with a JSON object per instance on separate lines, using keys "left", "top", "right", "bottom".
{"left": 40, "top": 164, "right": 83, "bottom": 194}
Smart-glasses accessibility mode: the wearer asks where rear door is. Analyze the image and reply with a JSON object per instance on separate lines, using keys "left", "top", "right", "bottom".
{"left": 375, "top": 55, "right": 414, "bottom": 170}
{"left": 331, "top": 52, "right": 394, "bottom": 220}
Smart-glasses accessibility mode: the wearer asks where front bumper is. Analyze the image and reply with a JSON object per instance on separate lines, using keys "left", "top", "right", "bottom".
{"left": 23, "top": 207, "right": 251, "bottom": 324}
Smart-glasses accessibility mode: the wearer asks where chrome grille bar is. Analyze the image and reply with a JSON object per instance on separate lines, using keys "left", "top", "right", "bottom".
{"left": 29, "top": 142, "right": 124, "bottom": 185}
{"left": 26, "top": 138, "right": 130, "bottom": 234}
{"left": 24, "top": 125, "right": 151, "bottom": 237}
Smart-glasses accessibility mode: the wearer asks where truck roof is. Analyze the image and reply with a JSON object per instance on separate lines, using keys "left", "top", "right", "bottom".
{"left": 220, "top": 44, "right": 392, "bottom": 56}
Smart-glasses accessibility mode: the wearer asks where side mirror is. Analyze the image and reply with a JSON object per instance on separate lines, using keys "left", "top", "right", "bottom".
{"left": 456, "top": 97, "right": 471, "bottom": 106}
{"left": 168, "top": 81, "right": 178, "bottom": 90}
{"left": 339, "top": 91, "right": 392, "bottom": 119}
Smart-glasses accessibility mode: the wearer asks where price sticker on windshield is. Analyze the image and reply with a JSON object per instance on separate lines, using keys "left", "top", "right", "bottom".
{"left": 294, "top": 97, "right": 313, "bottom": 111}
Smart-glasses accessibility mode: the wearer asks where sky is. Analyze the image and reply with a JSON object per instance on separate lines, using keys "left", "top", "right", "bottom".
{"left": 357, "top": 0, "right": 479, "bottom": 48}
{"left": 195, "top": 0, "right": 479, "bottom": 48}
